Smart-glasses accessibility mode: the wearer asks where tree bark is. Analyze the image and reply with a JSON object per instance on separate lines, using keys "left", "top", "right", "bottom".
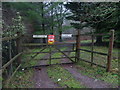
{"left": 41, "top": 2, "right": 46, "bottom": 43}
{"left": 59, "top": 31, "right": 62, "bottom": 42}
{"left": 96, "top": 36, "right": 103, "bottom": 45}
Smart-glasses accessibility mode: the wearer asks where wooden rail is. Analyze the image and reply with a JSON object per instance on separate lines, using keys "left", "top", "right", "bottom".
{"left": 22, "top": 43, "right": 76, "bottom": 46}
{"left": 24, "top": 50, "right": 76, "bottom": 54}
{"left": 6, "top": 64, "right": 21, "bottom": 87}
{"left": 24, "top": 62, "right": 74, "bottom": 70}
{"left": 79, "top": 49, "right": 108, "bottom": 56}
{"left": 2, "top": 34, "right": 23, "bottom": 41}
{"left": 24, "top": 33, "right": 110, "bottom": 37}
{"left": 34, "top": 57, "right": 76, "bottom": 60}
{"left": 31, "top": 46, "right": 47, "bottom": 58}
{"left": 1, "top": 52, "right": 22, "bottom": 72}
{"left": 54, "top": 46, "right": 75, "bottom": 63}
{"left": 2, "top": 32, "right": 24, "bottom": 85}
{"left": 79, "top": 58, "right": 106, "bottom": 68}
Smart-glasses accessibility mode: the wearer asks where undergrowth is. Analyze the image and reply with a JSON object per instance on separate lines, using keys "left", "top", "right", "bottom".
{"left": 5, "top": 48, "right": 48, "bottom": 88}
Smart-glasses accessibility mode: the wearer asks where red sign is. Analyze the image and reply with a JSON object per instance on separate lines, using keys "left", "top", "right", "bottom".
{"left": 48, "top": 35, "right": 55, "bottom": 45}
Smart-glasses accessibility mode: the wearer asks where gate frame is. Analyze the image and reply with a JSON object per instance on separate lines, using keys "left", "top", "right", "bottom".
{"left": 22, "top": 30, "right": 114, "bottom": 72}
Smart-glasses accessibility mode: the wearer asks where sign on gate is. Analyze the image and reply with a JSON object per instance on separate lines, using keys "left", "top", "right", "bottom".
{"left": 48, "top": 35, "right": 55, "bottom": 45}
{"left": 61, "top": 34, "right": 72, "bottom": 38}
{"left": 33, "top": 35, "right": 47, "bottom": 38}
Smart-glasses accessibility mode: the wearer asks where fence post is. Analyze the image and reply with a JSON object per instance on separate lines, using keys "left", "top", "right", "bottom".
{"left": 91, "top": 34, "right": 94, "bottom": 66}
{"left": 49, "top": 45, "right": 52, "bottom": 65}
{"left": 75, "top": 30, "right": 80, "bottom": 62}
{"left": 106, "top": 30, "right": 114, "bottom": 72}
{"left": 16, "top": 32, "right": 22, "bottom": 64}
{"left": 8, "top": 39, "right": 13, "bottom": 77}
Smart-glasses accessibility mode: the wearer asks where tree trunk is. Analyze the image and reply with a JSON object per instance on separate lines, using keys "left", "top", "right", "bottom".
{"left": 51, "top": 2, "right": 54, "bottom": 34}
{"left": 59, "top": 31, "right": 62, "bottom": 42}
{"left": 41, "top": 2, "right": 46, "bottom": 43}
{"left": 96, "top": 36, "right": 103, "bottom": 45}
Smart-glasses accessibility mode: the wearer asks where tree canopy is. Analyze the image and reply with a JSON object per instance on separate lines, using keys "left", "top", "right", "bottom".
{"left": 64, "top": 2, "right": 120, "bottom": 43}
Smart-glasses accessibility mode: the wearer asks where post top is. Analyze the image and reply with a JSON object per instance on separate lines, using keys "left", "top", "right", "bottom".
{"left": 110, "top": 29, "right": 114, "bottom": 32}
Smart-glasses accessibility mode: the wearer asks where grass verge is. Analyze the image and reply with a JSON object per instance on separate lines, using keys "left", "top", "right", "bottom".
{"left": 47, "top": 65, "right": 85, "bottom": 88}
{"left": 5, "top": 48, "right": 48, "bottom": 88}
{"left": 6, "top": 69, "right": 34, "bottom": 88}
{"left": 75, "top": 61, "right": 118, "bottom": 87}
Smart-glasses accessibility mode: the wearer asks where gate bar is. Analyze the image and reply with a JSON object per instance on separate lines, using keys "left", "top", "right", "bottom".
{"left": 54, "top": 46, "right": 75, "bottom": 63}
{"left": 79, "top": 49, "right": 108, "bottom": 56}
{"left": 31, "top": 46, "right": 47, "bottom": 58}
{"left": 79, "top": 58, "right": 106, "bottom": 68}
{"left": 25, "top": 50, "right": 76, "bottom": 54}
{"left": 23, "top": 62, "right": 74, "bottom": 70}
{"left": 34, "top": 57, "right": 76, "bottom": 60}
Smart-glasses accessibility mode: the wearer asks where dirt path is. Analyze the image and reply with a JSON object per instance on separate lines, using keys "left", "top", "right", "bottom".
{"left": 62, "top": 64, "right": 113, "bottom": 88}
{"left": 33, "top": 54, "right": 59, "bottom": 88}
{"left": 33, "top": 67, "right": 59, "bottom": 88}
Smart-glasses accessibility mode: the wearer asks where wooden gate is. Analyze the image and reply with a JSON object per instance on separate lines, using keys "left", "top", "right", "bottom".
{"left": 21, "top": 30, "right": 114, "bottom": 72}
{"left": 1, "top": 30, "right": 114, "bottom": 87}
{"left": 22, "top": 34, "right": 78, "bottom": 69}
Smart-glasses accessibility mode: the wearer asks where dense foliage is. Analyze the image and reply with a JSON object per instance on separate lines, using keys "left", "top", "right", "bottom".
{"left": 64, "top": 2, "right": 120, "bottom": 44}
{"left": 3, "top": 12, "right": 25, "bottom": 37}
{"left": 3, "top": 2, "right": 70, "bottom": 35}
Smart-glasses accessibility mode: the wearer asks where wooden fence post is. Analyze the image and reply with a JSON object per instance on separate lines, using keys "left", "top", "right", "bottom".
{"left": 91, "top": 34, "right": 94, "bottom": 66}
{"left": 16, "top": 32, "right": 22, "bottom": 64}
{"left": 8, "top": 39, "right": 13, "bottom": 77}
{"left": 72, "top": 44, "right": 74, "bottom": 51}
{"left": 106, "top": 30, "right": 114, "bottom": 72}
{"left": 49, "top": 45, "right": 52, "bottom": 65}
{"left": 75, "top": 30, "right": 80, "bottom": 62}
